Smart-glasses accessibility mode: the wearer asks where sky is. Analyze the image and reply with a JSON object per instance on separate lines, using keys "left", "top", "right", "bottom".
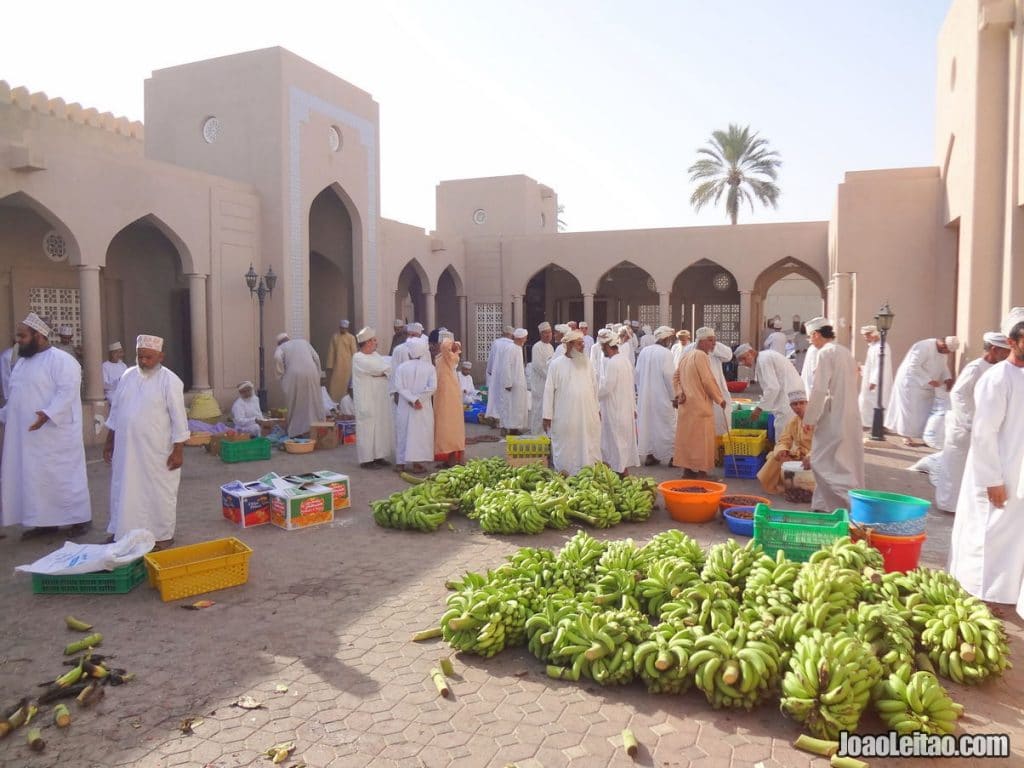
{"left": 1, "top": 1, "right": 950, "bottom": 233}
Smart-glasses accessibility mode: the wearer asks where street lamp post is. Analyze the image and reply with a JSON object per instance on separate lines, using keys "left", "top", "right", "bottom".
{"left": 870, "top": 302, "right": 894, "bottom": 441}
{"left": 245, "top": 264, "right": 277, "bottom": 412}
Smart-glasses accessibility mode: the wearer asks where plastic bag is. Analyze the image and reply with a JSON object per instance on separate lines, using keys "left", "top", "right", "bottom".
{"left": 15, "top": 529, "right": 155, "bottom": 575}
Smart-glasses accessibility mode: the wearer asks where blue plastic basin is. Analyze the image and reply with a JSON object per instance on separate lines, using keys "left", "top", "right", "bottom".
{"left": 848, "top": 489, "right": 930, "bottom": 524}
{"left": 723, "top": 506, "right": 755, "bottom": 537}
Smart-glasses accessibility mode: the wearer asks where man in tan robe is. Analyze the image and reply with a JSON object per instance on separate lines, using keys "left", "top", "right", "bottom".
{"left": 757, "top": 390, "right": 813, "bottom": 494}
{"left": 672, "top": 327, "right": 726, "bottom": 478}
{"left": 325, "top": 319, "right": 357, "bottom": 401}
{"left": 433, "top": 336, "right": 466, "bottom": 466}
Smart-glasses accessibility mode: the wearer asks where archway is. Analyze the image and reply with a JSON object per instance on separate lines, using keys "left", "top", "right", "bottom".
{"left": 523, "top": 264, "right": 583, "bottom": 355}
{"left": 435, "top": 265, "right": 463, "bottom": 339}
{"left": 670, "top": 259, "right": 741, "bottom": 346}
{"left": 595, "top": 261, "right": 659, "bottom": 330}
{"left": 395, "top": 260, "right": 429, "bottom": 328}
{"left": 309, "top": 185, "right": 357, "bottom": 362}
{"left": 105, "top": 217, "right": 192, "bottom": 387}
{"left": 752, "top": 257, "right": 826, "bottom": 344}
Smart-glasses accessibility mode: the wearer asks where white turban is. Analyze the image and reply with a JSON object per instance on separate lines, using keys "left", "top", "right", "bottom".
{"left": 601, "top": 335, "right": 620, "bottom": 347}
{"left": 59, "top": 324, "right": 74, "bottom": 336}
{"left": 136, "top": 334, "right": 164, "bottom": 352}
{"left": 734, "top": 343, "right": 753, "bottom": 358}
{"left": 406, "top": 337, "right": 428, "bottom": 359}
{"left": 695, "top": 327, "right": 715, "bottom": 341}
{"left": 407, "top": 322, "right": 424, "bottom": 334}
{"left": 21, "top": 313, "right": 50, "bottom": 337}
{"left": 356, "top": 326, "right": 375, "bottom": 343}
{"left": 108, "top": 341, "right": 123, "bottom": 352}
{"left": 339, "top": 319, "right": 350, "bottom": 328}
{"left": 788, "top": 390, "right": 808, "bottom": 403}
{"left": 503, "top": 325, "right": 515, "bottom": 335}
{"left": 237, "top": 380, "right": 254, "bottom": 392}
{"left": 1002, "top": 307, "right": 1024, "bottom": 337}
{"left": 676, "top": 329, "right": 690, "bottom": 339}
{"left": 597, "top": 329, "right": 614, "bottom": 342}
{"left": 554, "top": 324, "right": 570, "bottom": 334}
{"left": 654, "top": 326, "right": 675, "bottom": 341}
{"left": 944, "top": 336, "right": 960, "bottom": 351}
{"left": 641, "top": 324, "right": 651, "bottom": 334}
{"left": 804, "top": 317, "right": 830, "bottom": 334}
{"left": 276, "top": 332, "right": 290, "bottom": 343}
{"left": 860, "top": 325, "right": 878, "bottom": 335}
{"left": 562, "top": 330, "right": 584, "bottom": 344}
{"left": 394, "top": 319, "right": 404, "bottom": 328}
{"left": 579, "top": 321, "right": 589, "bottom": 329}
{"left": 461, "top": 361, "right": 472, "bottom": 369}
{"left": 538, "top": 321, "right": 552, "bottom": 332}
{"left": 513, "top": 328, "right": 528, "bottom": 339}
{"left": 983, "top": 331, "right": 1010, "bottom": 349}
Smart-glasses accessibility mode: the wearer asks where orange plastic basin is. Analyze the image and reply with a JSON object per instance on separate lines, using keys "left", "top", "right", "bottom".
{"left": 658, "top": 479, "right": 728, "bottom": 523}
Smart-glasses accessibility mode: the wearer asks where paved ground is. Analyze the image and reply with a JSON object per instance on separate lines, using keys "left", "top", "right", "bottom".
{"left": 0, "top": 422, "right": 1021, "bottom": 768}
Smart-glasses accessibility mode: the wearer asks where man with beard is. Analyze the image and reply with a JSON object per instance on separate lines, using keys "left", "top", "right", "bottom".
{"left": 0, "top": 313, "right": 91, "bottom": 539}
{"left": 543, "top": 329, "right": 601, "bottom": 474}
{"left": 103, "top": 334, "right": 188, "bottom": 549}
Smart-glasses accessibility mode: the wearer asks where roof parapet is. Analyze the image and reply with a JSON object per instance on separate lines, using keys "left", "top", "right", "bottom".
{"left": 0, "top": 80, "right": 144, "bottom": 140}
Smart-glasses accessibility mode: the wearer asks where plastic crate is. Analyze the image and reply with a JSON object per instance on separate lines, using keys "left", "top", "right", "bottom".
{"left": 32, "top": 558, "right": 146, "bottom": 595}
{"left": 506, "top": 435, "right": 551, "bottom": 458}
{"left": 722, "top": 429, "right": 768, "bottom": 456}
{"left": 753, "top": 505, "right": 849, "bottom": 562}
{"left": 144, "top": 537, "right": 252, "bottom": 602}
{"left": 221, "top": 437, "right": 272, "bottom": 463}
{"left": 723, "top": 454, "right": 766, "bottom": 479}
{"left": 732, "top": 408, "right": 776, "bottom": 443}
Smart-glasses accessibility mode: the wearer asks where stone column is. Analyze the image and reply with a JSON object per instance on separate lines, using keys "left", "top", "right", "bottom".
{"left": 583, "top": 292, "right": 595, "bottom": 330}
{"left": 77, "top": 265, "right": 104, "bottom": 402}
{"left": 424, "top": 291, "right": 436, "bottom": 332}
{"left": 739, "top": 290, "right": 753, "bottom": 345}
{"left": 512, "top": 294, "right": 523, "bottom": 328}
{"left": 186, "top": 273, "right": 211, "bottom": 391}
{"left": 458, "top": 295, "right": 468, "bottom": 344}
{"left": 658, "top": 291, "right": 670, "bottom": 327}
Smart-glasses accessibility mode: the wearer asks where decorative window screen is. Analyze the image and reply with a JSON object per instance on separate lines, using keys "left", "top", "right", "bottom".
{"left": 638, "top": 305, "right": 660, "bottom": 327}
{"left": 702, "top": 303, "right": 740, "bottom": 347}
{"left": 474, "top": 303, "right": 503, "bottom": 362}
{"left": 29, "top": 288, "right": 81, "bottom": 346}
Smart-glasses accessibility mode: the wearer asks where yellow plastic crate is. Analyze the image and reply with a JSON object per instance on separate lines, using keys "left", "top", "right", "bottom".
{"left": 144, "top": 537, "right": 252, "bottom": 602}
{"left": 723, "top": 429, "right": 768, "bottom": 457}
{"left": 506, "top": 435, "right": 552, "bottom": 458}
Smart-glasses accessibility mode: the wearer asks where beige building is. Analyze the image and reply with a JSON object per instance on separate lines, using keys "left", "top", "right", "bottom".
{"left": 1, "top": 0, "right": 1019, "bottom": 445}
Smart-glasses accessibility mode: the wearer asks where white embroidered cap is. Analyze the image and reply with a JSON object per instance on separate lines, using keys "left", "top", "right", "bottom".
{"left": 136, "top": 334, "right": 164, "bottom": 352}
{"left": 21, "top": 313, "right": 51, "bottom": 337}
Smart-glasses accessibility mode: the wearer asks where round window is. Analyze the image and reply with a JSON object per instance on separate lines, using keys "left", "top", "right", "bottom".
{"left": 472, "top": 208, "right": 487, "bottom": 225}
{"left": 329, "top": 125, "right": 343, "bottom": 152}
{"left": 202, "top": 116, "right": 220, "bottom": 144}
{"left": 713, "top": 272, "right": 732, "bottom": 291}
{"left": 43, "top": 230, "right": 68, "bottom": 262}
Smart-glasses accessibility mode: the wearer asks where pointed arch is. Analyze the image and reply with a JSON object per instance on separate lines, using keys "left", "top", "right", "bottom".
{"left": 593, "top": 260, "right": 659, "bottom": 295}
{"left": 397, "top": 258, "right": 432, "bottom": 295}
{"left": 670, "top": 259, "right": 741, "bottom": 345}
{"left": 523, "top": 263, "right": 584, "bottom": 346}
{"left": 752, "top": 256, "right": 826, "bottom": 298}
{"left": 594, "top": 260, "right": 659, "bottom": 330}
{"left": 438, "top": 263, "right": 465, "bottom": 296}
{"left": 0, "top": 191, "right": 82, "bottom": 264}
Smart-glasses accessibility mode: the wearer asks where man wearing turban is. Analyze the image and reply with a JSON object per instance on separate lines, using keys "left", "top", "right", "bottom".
{"left": 857, "top": 325, "right": 893, "bottom": 429}
{"left": 542, "top": 330, "right": 601, "bottom": 474}
{"left": 672, "top": 327, "right": 727, "bottom": 478}
{"left": 393, "top": 336, "right": 436, "bottom": 474}
{"left": 886, "top": 335, "right": 959, "bottom": 446}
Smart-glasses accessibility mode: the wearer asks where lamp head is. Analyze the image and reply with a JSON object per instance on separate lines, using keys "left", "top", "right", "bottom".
{"left": 264, "top": 266, "right": 277, "bottom": 294}
{"left": 875, "top": 303, "right": 894, "bottom": 333}
{"left": 244, "top": 264, "right": 258, "bottom": 292}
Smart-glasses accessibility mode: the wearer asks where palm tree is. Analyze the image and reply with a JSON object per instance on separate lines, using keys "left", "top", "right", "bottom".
{"left": 556, "top": 203, "right": 567, "bottom": 232}
{"left": 688, "top": 124, "right": 781, "bottom": 224}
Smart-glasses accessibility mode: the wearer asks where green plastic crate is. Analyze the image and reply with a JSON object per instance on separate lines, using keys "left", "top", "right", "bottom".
{"left": 731, "top": 407, "right": 772, "bottom": 430}
{"left": 32, "top": 558, "right": 146, "bottom": 595}
{"left": 221, "top": 437, "right": 272, "bottom": 463}
{"left": 753, "top": 504, "right": 849, "bottom": 562}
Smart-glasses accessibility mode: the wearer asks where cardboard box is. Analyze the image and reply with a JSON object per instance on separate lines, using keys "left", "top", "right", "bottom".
{"left": 221, "top": 481, "right": 273, "bottom": 528}
{"left": 310, "top": 421, "right": 339, "bottom": 450}
{"left": 270, "top": 483, "right": 334, "bottom": 530}
{"left": 312, "top": 470, "right": 351, "bottom": 510}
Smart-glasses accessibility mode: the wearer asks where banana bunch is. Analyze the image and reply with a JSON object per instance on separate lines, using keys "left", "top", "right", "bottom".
{"left": 638, "top": 557, "right": 701, "bottom": 617}
{"left": 772, "top": 600, "right": 849, "bottom": 649}
{"left": 613, "top": 476, "right": 658, "bottom": 522}
{"left": 920, "top": 601, "right": 1011, "bottom": 684}
{"left": 511, "top": 463, "right": 558, "bottom": 491}
{"left": 882, "top": 568, "right": 969, "bottom": 624}
{"left": 490, "top": 548, "right": 560, "bottom": 612}
{"left": 742, "top": 549, "right": 800, "bottom": 621}
{"left": 441, "top": 581, "right": 529, "bottom": 658}
{"left": 571, "top": 462, "right": 622, "bottom": 492}
{"left": 793, "top": 562, "right": 862, "bottom": 613}
{"left": 850, "top": 602, "right": 916, "bottom": 673}
{"left": 473, "top": 488, "right": 548, "bottom": 534}
{"left": 566, "top": 487, "right": 622, "bottom": 528}
{"left": 635, "top": 622, "right": 700, "bottom": 694}
{"left": 688, "top": 622, "right": 783, "bottom": 709}
{"left": 640, "top": 530, "right": 706, "bottom": 571}
{"left": 553, "top": 531, "right": 607, "bottom": 591}
{"left": 530, "top": 480, "right": 573, "bottom": 529}
{"left": 587, "top": 568, "right": 643, "bottom": 612}
{"left": 430, "top": 457, "right": 514, "bottom": 497}
{"left": 808, "top": 535, "right": 884, "bottom": 574}
{"left": 873, "top": 668, "right": 964, "bottom": 735}
{"left": 780, "top": 630, "right": 883, "bottom": 739}
{"left": 370, "top": 490, "right": 452, "bottom": 531}
{"left": 700, "top": 539, "right": 765, "bottom": 590}
{"left": 659, "top": 580, "right": 741, "bottom": 631}
{"left": 597, "top": 539, "right": 651, "bottom": 574}
{"left": 546, "top": 609, "right": 651, "bottom": 685}
{"left": 525, "top": 592, "right": 590, "bottom": 663}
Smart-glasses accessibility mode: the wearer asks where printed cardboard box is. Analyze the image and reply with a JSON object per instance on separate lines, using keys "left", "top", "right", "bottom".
{"left": 270, "top": 484, "right": 334, "bottom": 531}
{"left": 221, "top": 480, "right": 273, "bottom": 528}
{"left": 312, "top": 470, "right": 351, "bottom": 510}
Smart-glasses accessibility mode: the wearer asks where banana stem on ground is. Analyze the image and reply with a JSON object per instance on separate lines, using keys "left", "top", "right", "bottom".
{"left": 64, "top": 633, "right": 102, "bottom": 656}
{"left": 26, "top": 727, "right": 45, "bottom": 752}
{"left": 400, "top": 472, "right": 426, "bottom": 485}
{"left": 915, "top": 652, "right": 936, "bottom": 674}
{"left": 794, "top": 734, "right": 839, "bottom": 757}
{"left": 412, "top": 627, "right": 443, "bottom": 642}
{"left": 622, "top": 728, "right": 639, "bottom": 758}
{"left": 430, "top": 668, "right": 450, "bottom": 697}
{"left": 440, "top": 657, "right": 455, "bottom": 677}
{"left": 53, "top": 704, "right": 71, "bottom": 728}
{"left": 831, "top": 756, "right": 869, "bottom": 768}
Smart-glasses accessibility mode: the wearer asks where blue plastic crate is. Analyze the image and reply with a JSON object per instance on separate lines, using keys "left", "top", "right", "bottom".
{"left": 723, "top": 454, "right": 766, "bottom": 479}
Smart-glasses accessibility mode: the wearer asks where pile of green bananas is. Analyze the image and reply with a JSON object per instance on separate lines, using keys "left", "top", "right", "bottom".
{"left": 441, "top": 579, "right": 528, "bottom": 658}
{"left": 919, "top": 601, "right": 1011, "bottom": 684}
{"left": 659, "top": 580, "right": 741, "bottom": 632}
{"left": 638, "top": 557, "right": 701, "bottom": 617}
{"left": 701, "top": 539, "right": 765, "bottom": 590}
{"left": 552, "top": 531, "right": 607, "bottom": 591}
{"left": 471, "top": 488, "right": 550, "bottom": 534}
{"left": 612, "top": 476, "right": 658, "bottom": 522}
{"left": 566, "top": 487, "right": 621, "bottom": 528}
{"left": 742, "top": 549, "right": 799, "bottom": 621}
{"left": 545, "top": 609, "right": 651, "bottom": 686}
{"left": 780, "top": 630, "right": 883, "bottom": 739}
{"left": 525, "top": 593, "right": 592, "bottom": 663}
{"left": 370, "top": 484, "right": 457, "bottom": 531}
{"left": 808, "top": 535, "right": 884, "bottom": 574}
{"left": 688, "top": 622, "right": 783, "bottom": 709}
{"left": 635, "top": 622, "right": 700, "bottom": 694}
{"left": 849, "top": 602, "right": 916, "bottom": 673}
{"left": 873, "top": 667, "right": 963, "bottom": 735}
{"left": 640, "top": 530, "right": 706, "bottom": 570}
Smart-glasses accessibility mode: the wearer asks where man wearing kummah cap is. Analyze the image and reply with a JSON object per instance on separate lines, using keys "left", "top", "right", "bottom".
{"left": 104, "top": 334, "right": 188, "bottom": 549}
{"left": 352, "top": 327, "right": 394, "bottom": 468}
{"left": 1, "top": 313, "right": 92, "bottom": 539}
{"left": 274, "top": 331, "right": 326, "bottom": 437}
{"left": 231, "top": 380, "right": 271, "bottom": 437}
{"left": 757, "top": 390, "right": 813, "bottom": 495}
{"left": 857, "top": 324, "right": 893, "bottom": 429}
{"left": 934, "top": 331, "right": 1011, "bottom": 512}
{"left": 52, "top": 323, "right": 78, "bottom": 359}
{"left": 497, "top": 328, "right": 529, "bottom": 435}
{"left": 542, "top": 329, "right": 601, "bottom": 474}
{"left": 672, "top": 327, "right": 727, "bottom": 478}
{"left": 734, "top": 342, "right": 805, "bottom": 434}
{"left": 636, "top": 326, "right": 678, "bottom": 467}
{"left": 390, "top": 322, "right": 425, "bottom": 408}
{"left": 102, "top": 341, "right": 128, "bottom": 403}
{"left": 389, "top": 319, "right": 407, "bottom": 355}
{"left": 325, "top": 319, "right": 357, "bottom": 402}
{"left": 886, "top": 334, "right": 958, "bottom": 446}
{"left": 529, "top": 322, "right": 555, "bottom": 434}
